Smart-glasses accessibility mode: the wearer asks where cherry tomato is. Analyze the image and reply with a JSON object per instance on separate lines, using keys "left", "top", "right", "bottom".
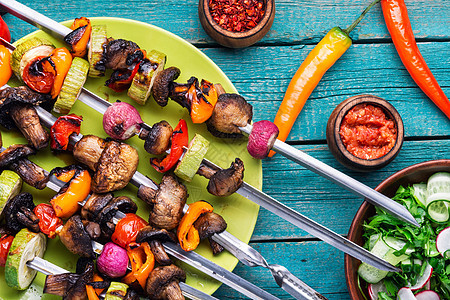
{"left": 34, "top": 203, "right": 63, "bottom": 239}
{"left": 0, "top": 234, "right": 14, "bottom": 267}
{"left": 22, "top": 56, "right": 56, "bottom": 94}
{"left": 111, "top": 213, "right": 148, "bottom": 248}
{"left": 0, "top": 45, "right": 12, "bottom": 86}
{"left": 0, "top": 16, "right": 11, "bottom": 43}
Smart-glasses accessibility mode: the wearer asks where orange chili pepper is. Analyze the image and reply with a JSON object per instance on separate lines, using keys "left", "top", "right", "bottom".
{"left": 50, "top": 48, "right": 72, "bottom": 99}
{"left": 0, "top": 45, "right": 12, "bottom": 86}
{"left": 269, "top": 0, "right": 380, "bottom": 157}
{"left": 54, "top": 169, "right": 76, "bottom": 183}
{"left": 68, "top": 17, "right": 92, "bottom": 57}
{"left": 86, "top": 273, "right": 104, "bottom": 299}
{"left": 189, "top": 79, "right": 218, "bottom": 124}
{"left": 177, "top": 201, "right": 213, "bottom": 251}
{"left": 123, "top": 242, "right": 154, "bottom": 289}
{"left": 50, "top": 169, "right": 91, "bottom": 218}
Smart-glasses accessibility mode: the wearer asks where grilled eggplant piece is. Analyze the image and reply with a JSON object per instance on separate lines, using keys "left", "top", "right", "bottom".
{"left": 91, "top": 140, "right": 139, "bottom": 193}
{"left": 138, "top": 174, "right": 187, "bottom": 230}
{"left": 141, "top": 120, "right": 173, "bottom": 155}
{"left": 73, "top": 135, "right": 107, "bottom": 171}
{"left": 198, "top": 158, "right": 244, "bottom": 197}
{"left": 3, "top": 192, "right": 39, "bottom": 233}
{"left": 152, "top": 66, "right": 181, "bottom": 107}
{"left": 59, "top": 215, "right": 95, "bottom": 258}
{"left": 100, "top": 38, "right": 144, "bottom": 71}
{"left": 205, "top": 93, "right": 253, "bottom": 138}
{"left": 146, "top": 264, "right": 186, "bottom": 300}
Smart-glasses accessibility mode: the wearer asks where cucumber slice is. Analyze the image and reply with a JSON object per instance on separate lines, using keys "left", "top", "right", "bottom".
{"left": 175, "top": 134, "right": 210, "bottom": 182}
{"left": 128, "top": 49, "right": 166, "bottom": 105}
{"left": 53, "top": 57, "right": 90, "bottom": 114}
{"left": 105, "top": 282, "right": 129, "bottom": 300}
{"left": 5, "top": 228, "right": 47, "bottom": 290}
{"left": 88, "top": 25, "right": 107, "bottom": 77}
{"left": 358, "top": 237, "right": 409, "bottom": 284}
{"left": 425, "top": 172, "right": 450, "bottom": 222}
{"left": 11, "top": 37, "right": 54, "bottom": 80}
{"left": 0, "top": 170, "right": 22, "bottom": 219}
{"left": 412, "top": 183, "right": 427, "bottom": 207}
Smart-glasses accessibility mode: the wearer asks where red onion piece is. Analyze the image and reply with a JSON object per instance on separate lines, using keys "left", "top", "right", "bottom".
{"left": 97, "top": 242, "right": 128, "bottom": 278}
{"left": 247, "top": 120, "right": 279, "bottom": 159}
{"left": 103, "top": 101, "right": 143, "bottom": 140}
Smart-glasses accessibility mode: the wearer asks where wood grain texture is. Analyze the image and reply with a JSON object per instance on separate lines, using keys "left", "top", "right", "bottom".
{"left": 3, "top": 0, "right": 448, "bottom": 45}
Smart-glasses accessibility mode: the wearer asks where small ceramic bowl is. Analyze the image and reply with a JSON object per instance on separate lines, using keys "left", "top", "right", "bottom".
{"left": 326, "top": 95, "right": 404, "bottom": 172}
{"left": 198, "top": 0, "right": 275, "bottom": 48}
{"left": 345, "top": 160, "right": 450, "bottom": 299}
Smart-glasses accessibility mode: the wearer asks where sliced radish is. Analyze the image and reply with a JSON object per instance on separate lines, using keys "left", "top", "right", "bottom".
{"left": 368, "top": 281, "right": 388, "bottom": 300}
{"left": 424, "top": 280, "right": 431, "bottom": 290}
{"left": 436, "top": 227, "right": 450, "bottom": 258}
{"left": 408, "top": 262, "right": 433, "bottom": 291}
{"left": 397, "top": 287, "right": 416, "bottom": 300}
{"left": 415, "top": 290, "right": 440, "bottom": 300}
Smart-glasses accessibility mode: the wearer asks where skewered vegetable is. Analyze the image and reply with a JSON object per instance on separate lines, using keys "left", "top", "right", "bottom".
{"left": 136, "top": 226, "right": 176, "bottom": 266}
{"left": 72, "top": 135, "right": 107, "bottom": 170}
{"left": 50, "top": 114, "right": 83, "bottom": 150}
{"left": 146, "top": 264, "right": 186, "bottom": 300}
{"left": 105, "top": 282, "right": 129, "bottom": 300}
{"left": 0, "top": 170, "right": 22, "bottom": 218}
{"left": 33, "top": 203, "right": 63, "bottom": 239}
{"left": 103, "top": 101, "right": 143, "bottom": 140}
{"left": 111, "top": 213, "right": 148, "bottom": 248}
{"left": 177, "top": 201, "right": 214, "bottom": 251}
{"left": 10, "top": 104, "right": 50, "bottom": 149}
{"left": 0, "top": 45, "right": 12, "bottom": 86}
{"left": 88, "top": 25, "right": 108, "bottom": 77}
{"left": 123, "top": 242, "right": 154, "bottom": 289}
{"left": 198, "top": 158, "right": 245, "bottom": 197}
{"left": 3, "top": 192, "right": 39, "bottom": 233}
{"left": 59, "top": 214, "right": 95, "bottom": 257}
{"left": 174, "top": 134, "right": 210, "bottom": 182}
{"left": 105, "top": 62, "right": 141, "bottom": 92}
{"left": 97, "top": 242, "right": 128, "bottom": 278}
{"left": 247, "top": 120, "right": 279, "bottom": 159}
{"left": 5, "top": 228, "right": 46, "bottom": 290}
{"left": 49, "top": 47, "right": 72, "bottom": 98}
{"left": 0, "top": 227, "right": 14, "bottom": 267}
{"left": 65, "top": 17, "right": 92, "bottom": 58}
{"left": 142, "top": 120, "right": 173, "bottom": 155}
{"left": 152, "top": 66, "right": 180, "bottom": 107}
{"left": 194, "top": 212, "right": 227, "bottom": 254}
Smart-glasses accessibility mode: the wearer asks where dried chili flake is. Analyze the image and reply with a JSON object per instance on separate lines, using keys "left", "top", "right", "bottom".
{"left": 209, "top": 0, "right": 265, "bottom": 32}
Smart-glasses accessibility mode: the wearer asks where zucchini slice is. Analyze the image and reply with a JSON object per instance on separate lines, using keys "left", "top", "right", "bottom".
{"left": 105, "top": 282, "right": 129, "bottom": 300}
{"left": 0, "top": 170, "right": 22, "bottom": 219}
{"left": 11, "top": 37, "right": 54, "bottom": 80}
{"left": 88, "top": 25, "right": 107, "bottom": 77}
{"left": 175, "top": 134, "right": 210, "bottom": 182}
{"left": 53, "top": 57, "right": 90, "bottom": 114}
{"left": 127, "top": 49, "right": 166, "bottom": 105}
{"left": 5, "top": 228, "right": 47, "bottom": 290}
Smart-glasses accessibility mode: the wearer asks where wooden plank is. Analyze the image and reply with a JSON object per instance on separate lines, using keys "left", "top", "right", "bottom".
{"left": 3, "top": 0, "right": 448, "bottom": 45}
{"left": 201, "top": 42, "right": 450, "bottom": 140}
{"left": 213, "top": 240, "right": 350, "bottom": 299}
{"left": 251, "top": 139, "right": 450, "bottom": 240}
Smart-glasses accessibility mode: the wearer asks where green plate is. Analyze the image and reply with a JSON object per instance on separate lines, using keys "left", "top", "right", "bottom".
{"left": 1, "top": 17, "right": 261, "bottom": 299}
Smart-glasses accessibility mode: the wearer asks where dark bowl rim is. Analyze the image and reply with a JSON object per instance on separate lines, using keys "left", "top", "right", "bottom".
{"left": 200, "top": 0, "right": 275, "bottom": 39}
{"left": 344, "top": 159, "right": 450, "bottom": 300}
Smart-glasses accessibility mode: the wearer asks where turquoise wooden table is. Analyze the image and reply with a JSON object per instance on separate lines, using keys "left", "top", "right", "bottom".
{"left": 3, "top": 0, "right": 449, "bottom": 299}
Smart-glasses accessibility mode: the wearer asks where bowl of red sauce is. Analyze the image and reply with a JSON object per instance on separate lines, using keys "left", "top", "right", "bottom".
{"left": 326, "top": 95, "right": 404, "bottom": 171}
{"left": 198, "top": 0, "right": 275, "bottom": 48}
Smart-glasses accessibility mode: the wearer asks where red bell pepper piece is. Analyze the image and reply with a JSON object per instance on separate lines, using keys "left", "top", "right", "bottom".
{"left": 0, "top": 234, "right": 14, "bottom": 267}
{"left": 50, "top": 114, "right": 83, "bottom": 150}
{"left": 33, "top": 203, "right": 63, "bottom": 239}
{"left": 106, "top": 62, "right": 140, "bottom": 93}
{"left": 150, "top": 119, "right": 189, "bottom": 173}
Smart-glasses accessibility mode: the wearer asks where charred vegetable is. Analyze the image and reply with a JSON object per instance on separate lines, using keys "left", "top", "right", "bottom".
{"left": 141, "top": 120, "right": 173, "bottom": 155}
{"left": 59, "top": 215, "right": 95, "bottom": 257}
{"left": 198, "top": 158, "right": 245, "bottom": 197}
{"left": 3, "top": 192, "right": 39, "bottom": 233}
{"left": 103, "top": 101, "right": 143, "bottom": 141}
{"left": 177, "top": 201, "right": 213, "bottom": 252}
{"left": 146, "top": 264, "right": 186, "bottom": 300}
{"left": 0, "top": 170, "right": 22, "bottom": 219}
{"left": 50, "top": 114, "right": 83, "bottom": 151}
{"left": 174, "top": 134, "right": 210, "bottom": 182}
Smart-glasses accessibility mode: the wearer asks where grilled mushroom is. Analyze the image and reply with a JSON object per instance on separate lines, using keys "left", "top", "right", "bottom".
{"left": 0, "top": 86, "right": 51, "bottom": 149}
{"left": 152, "top": 66, "right": 181, "bottom": 107}
{"left": 73, "top": 135, "right": 107, "bottom": 171}
{"left": 0, "top": 144, "right": 35, "bottom": 169}
{"left": 99, "top": 38, "right": 144, "bottom": 71}
{"left": 146, "top": 264, "right": 186, "bottom": 300}
{"left": 194, "top": 212, "right": 227, "bottom": 255}
{"left": 98, "top": 196, "right": 138, "bottom": 226}
{"left": 91, "top": 140, "right": 139, "bottom": 193}
{"left": 198, "top": 158, "right": 244, "bottom": 197}
{"left": 81, "top": 193, "right": 114, "bottom": 221}
{"left": 138, "top": 174, "right": 187, "bottom": 230}
{"left": 141, "top": 120, "right": 173, "bottom": 155}
{"left": 205, "top": 93, "right": 253, "bottom": 138}
{"left": 59, "top": 215, "right": 95, "bottom": 258}
{"left": 136, "top": 225, "right": 176, "bottom": 266}
{"left": 9, "top": 158, "right": 49, "bottom": 189}
{"left": 3, "top": 192, "right": 39, "bottom": 233}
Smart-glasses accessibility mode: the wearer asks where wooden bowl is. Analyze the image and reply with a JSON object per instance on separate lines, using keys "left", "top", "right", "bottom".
{"left": 198, "top": 0, "right": 275, "bottom": 48}
{"left": 345, "top": 160, "right": 450, "bottom": 299}
{"left": 326, "top": 95, "right": 404, "bottom": 172}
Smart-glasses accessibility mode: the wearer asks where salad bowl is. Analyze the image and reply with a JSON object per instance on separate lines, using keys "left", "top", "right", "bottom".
{"left": 345, "top": 159, "right": 450, "bottom": 299}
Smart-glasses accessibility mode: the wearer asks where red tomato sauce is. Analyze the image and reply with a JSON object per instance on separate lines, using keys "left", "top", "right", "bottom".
{"left": 339, "top": 104, "right": 397, "bottom": 160}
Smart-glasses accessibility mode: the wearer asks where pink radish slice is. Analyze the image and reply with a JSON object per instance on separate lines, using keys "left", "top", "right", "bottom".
{"left": 397, "top": 287, "right": 416, "bottom": 300}
{"left": 415, "top": 290, "right": 441, "bottom": 300}
{"left": 436, "top": 227, "right": 450, "bottom": 258}
{"left": 424, "top": 280, "right": 431, "bottom": 290}
{"left": 368, "top": 282, "right": 388, "bottom": 300}
{"left": 409, "top": 263, "right": 433, "bottom": 291}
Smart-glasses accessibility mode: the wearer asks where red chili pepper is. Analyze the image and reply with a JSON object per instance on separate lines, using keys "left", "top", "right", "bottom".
{"left": 33, "top": 203, "right": 63, "bottom": 239}
{"left": 150, "top": 119, "right": 189, "bottom": 173}
{"left": 105, "top": 62, "right": 140, "bottom": 93}
{"left": 111, "top": 213, "right": 148, "bottom": 248}
{"left": 381, "top": 0, "right": 450, "bottom": 119}
{"left": 0, "top": 234, "right": 14, "bottom": 267}
{"left": 50, "top": 114, "right": 83, "bottom": 150}
{"left": 22, "top": 56, "right": 56, "bottom": 94}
